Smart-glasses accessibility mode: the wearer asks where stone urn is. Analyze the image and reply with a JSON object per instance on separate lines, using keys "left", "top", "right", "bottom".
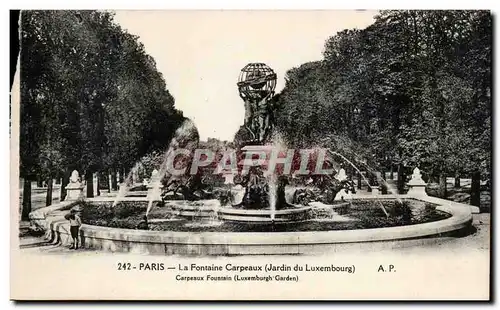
{"left": 407, "top": 167, "right": 427, "bottom": 197}
{"left": 65, "top": 170, "right": 85, "bottom": 200}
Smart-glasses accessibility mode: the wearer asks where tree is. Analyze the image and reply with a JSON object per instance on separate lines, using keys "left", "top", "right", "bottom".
{"left": 20, "top": 10, "right": 187, "bottom": 214}
{"left": 271, "top": 10, "right": 491, "bottom": 203}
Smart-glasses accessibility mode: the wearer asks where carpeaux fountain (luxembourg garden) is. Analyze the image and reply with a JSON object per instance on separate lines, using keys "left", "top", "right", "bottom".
{"left": 29, "top": 63, "right": 478, "bottom": 255}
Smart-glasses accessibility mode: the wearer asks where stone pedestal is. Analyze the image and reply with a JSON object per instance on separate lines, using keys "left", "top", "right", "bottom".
{"left": 147, "top": 184, "right": 164, "bottom": 202}
{"left": 65, "top": 170, "right": 85, "bottom": 201}
{"left": 108, "top": 173, "right": 113, "bottom": 192}
{"left": 407, "top": 167, "right": 427, "bottom": 197}
{"left": 147, "top": 169, "right": 163, "bottom": 201}
{"left": 118, "top": 183, "right": 128, "bottom": 192}
{"left": 66, "top": 184, "right": 85, "bottom": 200}
{"left": 93, "top": 173, "right": 98, "bottom": 196}
{"left": 238, "top": 145, "right": 275, "bottom": 175}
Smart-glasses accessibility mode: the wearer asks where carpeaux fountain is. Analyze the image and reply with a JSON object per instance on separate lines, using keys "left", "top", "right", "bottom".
{"left": 156, "top": 63, "right": 358, "bottom": 223}
{"left": 29, "top": 62, "right": 476, "bottom": 256}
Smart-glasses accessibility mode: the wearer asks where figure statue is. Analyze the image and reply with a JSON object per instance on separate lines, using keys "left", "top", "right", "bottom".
{"left": 335, "top": 168, "right": 347, "bottom": 182}
{"left": 237, "top": 63, "right": 277, "bottom": 144}
{"left": 409, "top": 167, "right": 423, "bottom": 183}
{"left": 151, "top": 169, "right": 159, "bottom": 182}
{"left": 407, "top": 167, "right": 427, "bottom": 197}
{"left": 161, "top": 172, "right": 214, "bottom": 202}
{"left": 230, "top": 63, "right": 292, "bottom": 211}
{"left": 291, "top": 174, "right": 356, "bottom": 205}
{"left": 70, "top": 170, "right": 80, "bottom": 184}
{"left": 244, "top": 94, "right": 275, "bottom": 142}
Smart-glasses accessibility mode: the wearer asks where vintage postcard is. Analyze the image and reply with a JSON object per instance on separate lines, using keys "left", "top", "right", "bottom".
{"left": 10, "top": 9, "right": 491, "bottom": 300}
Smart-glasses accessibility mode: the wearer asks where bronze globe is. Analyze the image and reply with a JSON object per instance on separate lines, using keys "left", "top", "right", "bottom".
{"left": 237, "top": 63, "right": 277, "bottom": 101}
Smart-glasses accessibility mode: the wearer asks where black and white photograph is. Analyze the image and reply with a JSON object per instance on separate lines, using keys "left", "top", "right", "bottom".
{"left": 10, "top": 9, "right": 491, "bottom": 300}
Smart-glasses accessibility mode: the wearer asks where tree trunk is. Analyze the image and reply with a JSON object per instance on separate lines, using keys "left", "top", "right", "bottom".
{"left": 367, "top": 174, "right": 374, "bottom": 192}
{"left": 95, "top": 172, "right": 100, "bottom": 196}
{"left": 125, "top": 168, "right": 130, "bottom": 185}
{"left": 36, "top": 175, "right": 43, "bottom": 188}
{"left": 380, "top": 169, "right": 387, "bottom": 194}
{"left": 86, "top": 170, "right": 94, "bottom": 198}
{"left": 60, "top": 170, "right": 70, "bottom": 202}
{"left": 357, "top": 171, "right": 362, "bottom": 190}
{"left": 389, "top": 165, "right": 394, "bottom": 180}
{"left": 21, "top": 178, "right": 32, "bottom": 220}
{"left": 107, "top": 171, "right": 112, "bottom": 193}
{"left": 347, "top": 166, "right": 353, "bottom": 180}
{"left": 438, "top": 174, "right": 447, "bottom": 199}
{"left": 397, "top": 163, "right": 405, "bottom": 194}
{"left": 118, "top": 169, "right": 124, "bottom": 183}
{"left": 454, "top": 172, "right": 461, "bottom": 188}
{"left": 470, "top": 171, "right": 481, "bottom": 207}
{"left": 45, "top": 177, "right": 53, "bottom": 206}
{"left": 111, "top": 169, "right": 118, "bottom": 191}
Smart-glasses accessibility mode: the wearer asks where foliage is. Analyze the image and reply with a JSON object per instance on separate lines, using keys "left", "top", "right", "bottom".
{"left": 273, "top": 10, "right": 491, "bottom": 183}
{"left": 20, "top": 10, "right": 185, "bottom": 180}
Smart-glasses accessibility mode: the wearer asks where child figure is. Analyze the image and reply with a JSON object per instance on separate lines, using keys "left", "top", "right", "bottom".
{"left": 67, "top": 209, "right": 82, "bottom": 249}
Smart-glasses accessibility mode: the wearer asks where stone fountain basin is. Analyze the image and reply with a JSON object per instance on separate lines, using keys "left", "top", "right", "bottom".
{"left": 167, "top": 199, "right": 220, "bottom": 218}
{"left": 167, "top": 199, "right": 311, "bottom": 223}
{"left": 217, "top": 205, "right": 311, "bottom": 223}
{"left": 28, "top": 194, "right": 476, "bottom": 256}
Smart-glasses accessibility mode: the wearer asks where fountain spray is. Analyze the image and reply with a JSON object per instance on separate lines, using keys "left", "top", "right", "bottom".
{"left": 145, "top": 119, "right": 198, "bottom": 217}
{"left": 328, "top": 150, "right": 390, "bottom": 217}
{"left": 112, "top": 162, "right": 140, "bottom": 208}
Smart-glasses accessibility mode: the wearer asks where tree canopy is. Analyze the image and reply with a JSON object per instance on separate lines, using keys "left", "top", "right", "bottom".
{"left": 273, "top": 10, "right": 491, "bottom": 186}
{"left": 20, "top": 10, "right": 186, "bottom": 214}
{"left": 21, "top": 10, "right": 185, "bottom": 177}
{"left": 19, "top": 10, "right": 492, "bottom": 215}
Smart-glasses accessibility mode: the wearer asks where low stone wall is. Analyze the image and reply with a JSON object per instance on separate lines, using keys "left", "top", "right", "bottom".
{"left": 29, "top": 194, "right": 474, "bottom": 256}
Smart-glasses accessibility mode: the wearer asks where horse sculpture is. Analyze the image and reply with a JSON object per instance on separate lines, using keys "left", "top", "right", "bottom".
{"left": 292, "top": 175, "right": 356, "bottom": 205}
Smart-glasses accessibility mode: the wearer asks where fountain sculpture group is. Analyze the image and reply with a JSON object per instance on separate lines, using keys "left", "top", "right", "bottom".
{"left": 143, "top": 63, "right": 358, "bottom": 223}
{"left": 55, "top": 63, "right": 408, "bottom": 225}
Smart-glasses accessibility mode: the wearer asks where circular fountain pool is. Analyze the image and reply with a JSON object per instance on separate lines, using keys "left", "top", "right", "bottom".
{"left": 79, "top": 198, "right": 450, "bottom": 232}
{"left": 29, "top": 194, "right": 473, "bottom": 255}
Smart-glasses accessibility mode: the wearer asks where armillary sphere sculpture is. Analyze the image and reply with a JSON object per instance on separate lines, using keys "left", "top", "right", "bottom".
{"left": 237, "top": 63, "right": 277, "bottom": 143}
{"left": 232, "top": 63, "right": 288, "bottom": 211}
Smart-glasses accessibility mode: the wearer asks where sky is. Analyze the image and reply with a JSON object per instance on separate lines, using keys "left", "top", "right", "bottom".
{"left": 113, "top": 10, "right": 378, "bottom": 141}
